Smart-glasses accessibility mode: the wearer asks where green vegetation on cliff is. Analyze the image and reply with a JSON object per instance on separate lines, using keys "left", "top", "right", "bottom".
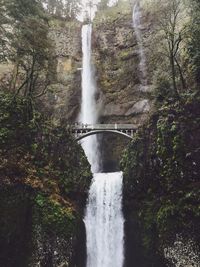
{"left": 121, "top": 93, "right": 200, "bottom": 265}
{"left": 0, "top": 91, "right": 91, "bottom": 266}
{"left": 0, "top": 1, "right": 88, "bottom": 266}
{"left": 119, "top": 2, "right": 200, "bottom": 265}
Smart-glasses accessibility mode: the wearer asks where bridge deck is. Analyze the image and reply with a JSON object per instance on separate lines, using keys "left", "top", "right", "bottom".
{"left": 71, "top": 124, "right": 137, "bottom": 131}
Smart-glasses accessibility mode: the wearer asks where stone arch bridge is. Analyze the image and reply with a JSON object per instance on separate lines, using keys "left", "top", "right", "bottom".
{"left": 69, "top": 124, "right": 137, "bottom": 141}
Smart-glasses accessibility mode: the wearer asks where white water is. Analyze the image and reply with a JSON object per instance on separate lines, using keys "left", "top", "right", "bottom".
{"left": 79, "top": 24, "right": 100, "bottom": 173}
{"left": 79, "top": 24, "right": 124, "bottom": 267}
{"left": 84, "top": 172, "right": 124, "bottom": 267}
{"left": 133, "top": 1, "right": 148, "bottom": 88}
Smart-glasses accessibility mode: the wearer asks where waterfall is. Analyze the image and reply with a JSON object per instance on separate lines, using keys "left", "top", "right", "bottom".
{"left": 133, "top": 1, "right": 148, "bottom": 89}
{"left": 84, "top": 172, "right": 124, "bottom": 267}
{"left": 80, "top": 24, "right": 100, "bottom": 173}
{"left": 79, "top": 24, "right": 124, "bottom": 267}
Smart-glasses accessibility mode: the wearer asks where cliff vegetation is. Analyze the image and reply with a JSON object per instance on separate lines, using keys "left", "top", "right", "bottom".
{"left": 0, "top": 1, "right": 91, "bottom": 266}
{"left": 120, "top": 0, "right": 200, "bottom": 265}
{"left": 0, "top": 90, "right": 91, "bottom": 266}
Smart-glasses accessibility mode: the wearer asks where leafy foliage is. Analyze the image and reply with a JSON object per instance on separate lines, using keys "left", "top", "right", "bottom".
{"left": 7, "top": 0, "right": 53, "bottom": 99}
{"left": 0, "top": 89, "right": 91, "bottom": 265}
{"left": 121, "top": 93, "right": 200, "bottom": 262}
{"left": 0, "top": 91, "right": 91, "bottom": 199}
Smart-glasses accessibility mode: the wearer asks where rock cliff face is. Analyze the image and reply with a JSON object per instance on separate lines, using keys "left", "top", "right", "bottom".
{"left": 0, "top": 4, "right": 153, "bottom": 128}
{"left": 93, "top": 3, "right": 152, "bottom": 125}
{"left": 40, "top": 3, "right": 153, "bottom": 128}
{"left": 38, "top": 4, "right": 154, "bottom": 170}
{"left": 91, "top": 2, "right": 153, "bottom": 170}
{"left": 41, "top": 20, "right": 83, "bottom": 123}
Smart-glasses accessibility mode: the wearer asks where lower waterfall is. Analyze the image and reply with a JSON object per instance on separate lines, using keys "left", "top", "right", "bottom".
{"left": 84, "top": 172, "right": 124, "bottom": 267}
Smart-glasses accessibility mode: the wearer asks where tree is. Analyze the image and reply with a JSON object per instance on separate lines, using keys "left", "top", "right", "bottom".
{"left": 159, "top": 0, "right": 187, "bottom": 96}
{"left": 97, "top": 0, "right": 109, "bottom": 11}
{"left": 44, "top": 0, "right": 82, "bottom": 20}
{"left": 149, "top": 0, "right": 188, "bottom": 98}
{"left": 2, "top": 0, "right": 53, "bottom": 114}
{"left": 188, "top": 0, "right": 200, "bottom": 86}
{"left": 11, "top": 16, "right": 53, "bottom": 98}
{"left": 46, "top": 0, "right": 64, "bottom": 17}
{"left": 66, "top": 0, "right": 82, "bottom": 19}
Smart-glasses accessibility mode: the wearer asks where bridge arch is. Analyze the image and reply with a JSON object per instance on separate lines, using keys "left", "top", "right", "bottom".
{"left": 75, "top": 130, "right": 133, "bottom": 141}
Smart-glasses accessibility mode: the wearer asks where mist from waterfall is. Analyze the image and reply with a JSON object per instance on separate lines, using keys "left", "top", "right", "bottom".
{"left": 79, "top": 24, "right": 100, "bottom": 173}
{"left": 84, "top": 172, "right": 124, "bottom": 267}
{"left": 133, "top": 1, "right": 148, "bottom": 89}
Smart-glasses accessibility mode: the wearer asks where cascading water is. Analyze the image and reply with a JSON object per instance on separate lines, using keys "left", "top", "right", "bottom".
{"left": 80, "top": 24, "right": 99, "bottom": 173}
{"left": 84, "top": 172, "right": 124, "bottom": 267}
{"left": 79, "top": 24, "right": 124, "bottom": 267}
{"left": 133, "top": 1, "right": 148, "bottom": 89}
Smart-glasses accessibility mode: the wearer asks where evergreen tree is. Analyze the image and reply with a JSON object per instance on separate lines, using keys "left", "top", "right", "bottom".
{"left": 44, "top": 0, "right": 81, "bottom": 20}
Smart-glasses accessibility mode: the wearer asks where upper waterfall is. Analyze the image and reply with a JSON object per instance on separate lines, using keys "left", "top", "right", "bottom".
{"left": 79, "top": 24, "right": 100, "bottom": 172}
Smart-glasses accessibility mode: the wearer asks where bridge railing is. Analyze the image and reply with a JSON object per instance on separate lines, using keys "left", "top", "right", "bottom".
{"left": 71, "top": 123, "right": 137, "bottom": 130}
